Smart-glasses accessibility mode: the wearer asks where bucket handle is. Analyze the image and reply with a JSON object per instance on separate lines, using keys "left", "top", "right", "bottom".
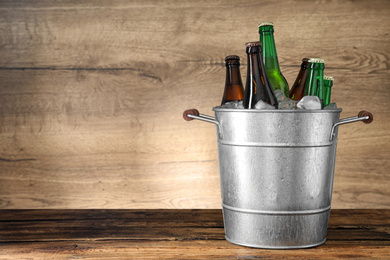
{"left": 183, "top": 109, "right": 222, "bottom": 138}
{"left": 183, "top": 109, "right": 218, "bottom": 125}
{"left": 330, "top": 110, "right": 373, "bottom": 141}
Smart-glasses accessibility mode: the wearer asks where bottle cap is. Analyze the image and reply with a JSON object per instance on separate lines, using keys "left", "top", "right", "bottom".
{"left": 308, "top": 58, "right": 325, "bottom": 63}
{"left": 324, "top": 75, "right": 334, "bottom": 81}
{"left": 258, "top": 22, "right": 274, "bottom": 27}
{"left": 245, "top": 41, "right": 262, "bottom": 47}
{"left": 225, "top": 55, "right": 240, "bottom": 61}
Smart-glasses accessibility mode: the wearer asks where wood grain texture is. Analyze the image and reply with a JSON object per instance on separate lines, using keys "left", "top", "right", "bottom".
{"left": 0, "top": 0, "right": 389, "bottom": 209}
{"left": 0, "top": 209, "right": 389, "bottom": 259}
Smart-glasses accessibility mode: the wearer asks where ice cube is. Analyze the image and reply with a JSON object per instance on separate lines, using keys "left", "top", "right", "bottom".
{"left": 273, "top": 89, "right": 297, "bottom": 109}
{"left": 273, "top": 89, "right": 286, "bottom": 102}
{"left": 220, "top": 100, "right": 244, "bottom": 109}
{"left": 297, "top": 96, "right": 322, "bottom": 110}
{"left": 324, "top": 103, "right": 338, "bottom": 110}
{"left": 254, "top": 100, "right": 276, "bottom": 110}
{"left": 236, "top": 101, "right": 244, "bottom": 109}
{"left": 278, "top": 99, "right": 298, "bottom": 110}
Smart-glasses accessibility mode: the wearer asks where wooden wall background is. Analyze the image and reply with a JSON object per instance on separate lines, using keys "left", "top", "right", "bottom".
{"left": 0, "top": 0, "right": 389, "bottom": 209}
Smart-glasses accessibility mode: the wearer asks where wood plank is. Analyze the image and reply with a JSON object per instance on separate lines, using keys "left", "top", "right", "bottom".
{"left": 1, "top": 240, "right": 390, "bottom": 260}
{"left": 0, "top": 209, "right": 389, "bottom": 241}
{"left": 0, "top": 0, "right": 389, "bottom": 69}
{"left": 0, "top": 209, "right": 389, "bottom": 259}
{"left": 0, "top": 0, "right": 389, "bottom": 209}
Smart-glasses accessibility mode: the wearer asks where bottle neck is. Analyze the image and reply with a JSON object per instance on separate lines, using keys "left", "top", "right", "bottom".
{"left": 323, "top": 79, "right": 333, "bottom": 107}
{"left": 246, "top": 48, "right": 262, "bottom": 83}
{"left": 324, "top": 79, "right": 333, "bottom": 88}
{"left": 301, "top": 59, "right": 309, "bottom": 70}
{"left": 226, "top": 65, "right": 242, "bottom": 86}
{"left": 245, "top": 47, "right": 261, "bottom": 108}
{"left": 309, "top": 62, "right": 325, "bottom": 70}
{"left": 296, "top": 60, "right": 310, "bottom": 80}
{"left": 259, "top": 26, "right": 281, "bottom": 71}
{"left": 297, "top": 60, "right": 310, "bottom": 79}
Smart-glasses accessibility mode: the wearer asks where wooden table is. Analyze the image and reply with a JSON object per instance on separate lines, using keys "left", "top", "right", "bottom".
{"left": 0, "top": 209, "right": 389, "bottom": 259}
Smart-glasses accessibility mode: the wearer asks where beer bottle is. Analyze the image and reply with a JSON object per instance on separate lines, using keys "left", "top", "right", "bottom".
{"left": 304, "top": 58, "right": 325, "bottom": 107}
{"left": 258, "top": 22, "right": 289, "bottom": 97}
{"left": 323, "top": 75, "right": 334, "bottom": 107}
{"left": 221, "top": 55, "right": 244, "bottom": 105}
{"left": 289, "top": 58, "right": 310, "bottom": 101}
{"left": 243, "top": 41, "right": 277, "bottom": 109}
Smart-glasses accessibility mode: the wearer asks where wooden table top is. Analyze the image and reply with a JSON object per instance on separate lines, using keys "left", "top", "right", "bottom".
{"left": 0, "top": 209, "right": 389, "bottom": 259}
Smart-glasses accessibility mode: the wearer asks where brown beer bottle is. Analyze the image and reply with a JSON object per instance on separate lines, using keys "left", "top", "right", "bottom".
{"left": 289, "top": 58, "right": 310, "bottom": 101}
{"left": 243, "top": 41, "right": 277, "bottom": 109}
{"left": 221, "top": 55, "right": 244, "bottom": 105}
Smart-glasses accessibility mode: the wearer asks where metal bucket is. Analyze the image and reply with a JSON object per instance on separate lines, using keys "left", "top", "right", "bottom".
{"left": 183, "top": 108, "right": 373, "bottom": 249}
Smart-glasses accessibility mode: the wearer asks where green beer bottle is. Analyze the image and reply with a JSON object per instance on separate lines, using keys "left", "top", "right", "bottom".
{"left": 258, "top": 22, "right": 289, "bottom": 97}
{"left": 323, "top": 75, "right": 334, "bottom": 107}
{"left": 304, "top": 58, "right": 325, "bottom": 107}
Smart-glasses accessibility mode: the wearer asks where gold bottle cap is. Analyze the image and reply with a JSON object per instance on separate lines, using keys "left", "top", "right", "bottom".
{"left": 324, "top": 75, "right": 334, "bottom": 81}
{"left": 308, "top": 58, "right": 325, "bottom": 63}
{"left": 245, "top": 41, "right": 262, "bottom": 47}
{"left": 258, "top": 22, "right": 274, "bottom": 27}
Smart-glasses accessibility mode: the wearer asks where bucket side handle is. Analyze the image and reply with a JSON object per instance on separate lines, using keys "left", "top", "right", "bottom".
{"left": 330, "top": 110, "right": 373, "bottom": 141}
{"left": 183, "top": 109, "right": 222, "bottom": 139}
{"left": 183, "top": 109, "right": 218, "bottom": 125}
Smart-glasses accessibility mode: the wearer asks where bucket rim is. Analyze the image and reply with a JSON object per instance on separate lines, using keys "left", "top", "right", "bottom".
{"left": 212, "top": 107, "right": 342, "bottom": 113}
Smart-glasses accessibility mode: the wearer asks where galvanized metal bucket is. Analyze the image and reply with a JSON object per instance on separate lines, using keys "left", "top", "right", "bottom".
{"left": 183, "top": 108, "right": 373, "bottom": 249}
